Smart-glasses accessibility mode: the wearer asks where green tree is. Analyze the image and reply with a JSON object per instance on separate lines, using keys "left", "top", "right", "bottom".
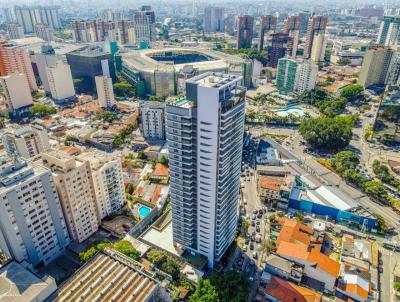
{"left": 337, "top": 57, "right": 351, "bottom": 66}
{"left": 0, "top": 117, "right": 5, "bottom": 129}
{"left": 190, "top": 279, "right": 219, "bottom": 302}
{"left": 395, "top": 280, "right": 400, "bottom": 292}
{"left": 113, "top": 81, "right": 135, "bottom": 98}
{"left": 363, "top": 181, "right": 389, "bottom": 202}
{"left": 137, "top": 150, "right": 147, "bottom": 160}
{"left": 125, "top": 183, "right": 135, "bottom": 195}
{"left": 330, "top": 151, "right": 360, "bottom": 174}
{"left": 373, "top": 214, "right": 387, "bottom": 233}
{"left": 340, "top": 84, "right": 363, "bottom": 102}
{"left": 96, "top": 241, "right": 112, "bottom": 251}
{"left": 381, "top": 105, "right": 400, "bottom": 123}
{"left": 114, "top": 240, "right": 140, "bottom": 259}
{"left": 299, "top": 116, "right": 354, "bottom": 151}
{"left": 149, "top": 95, "right": 164, "bottom": 102}
{"left": 158, "top": 155, "right": 169, "bottom": 166}
{"left": 161, "top": 257, "right": 181, "bottom": 280}
{"left": 146, "top": 249, "right": 167, "bottom": 265}
{"left": 79, "top": 246, "right": 97, "bottom": 262}
{"left": 31, "top": 90, "right": 44, "bottom": 100}
{"left": 96, "top": 111, "right": 119, "bottom": 122}
{"left": 31, "top": 104, "right": 57, "bottom": 117}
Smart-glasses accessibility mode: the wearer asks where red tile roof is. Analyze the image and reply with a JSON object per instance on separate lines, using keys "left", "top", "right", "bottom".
{"left": 263, "top": 276, "right": 321, "bottom": 302}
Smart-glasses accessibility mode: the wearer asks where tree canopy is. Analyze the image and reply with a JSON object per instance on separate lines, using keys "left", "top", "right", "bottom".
{"left": 340, "top": 84, "right": 364, "bottom": 102}
{"left": 113, "top": 81, "right": 135, "bottom": 98}
{"left": 31, "top": 104, "right": 57, "bottom": 117}
{"left": 190, "top": 271, "right": 250, "bottom": 302}
{"left": 299, "top": 116, "right": 354, "bottom": 151}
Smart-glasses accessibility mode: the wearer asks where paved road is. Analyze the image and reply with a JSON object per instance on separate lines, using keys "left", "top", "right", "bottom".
{"left": 380, "top": 247, "right": 400, "bottom": 302}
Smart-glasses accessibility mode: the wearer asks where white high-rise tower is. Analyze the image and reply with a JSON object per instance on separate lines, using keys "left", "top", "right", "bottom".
{"left": 166, "top": 72, "right": 246, "bottom": 267}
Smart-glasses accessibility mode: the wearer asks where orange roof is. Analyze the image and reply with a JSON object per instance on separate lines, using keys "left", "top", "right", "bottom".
{"left": 133, "top": 185, "right": 143, "bottom": 198}
{"left": 276, "top": 241, "right": 309, "bottom": 260}
{"left": 342, "top": 284, "right": 369, "bottom": 300}
{"left": 276, "top": 219, "right": 314, "bottom": 247}
{"left": 61, "top": 146, "right": 80, "bottom": 156}
{"left": 152, "top": 163, "right": 169, "bottom": 177}
{"left": 307, "top": 247, "right": 341, "bottom": 278}
{"left": 259, "top": 176, "right": 282, "bottom": 191}
{"left": 151, "top": 185, "right": 162, "bottom": 204}
{"left": 264, "top": 276, "right": 321, "bottom": 302}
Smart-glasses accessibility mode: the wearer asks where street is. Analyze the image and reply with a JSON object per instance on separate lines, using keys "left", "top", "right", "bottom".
{"left": 380, "top": 247, "right": 400, "bottom": 302}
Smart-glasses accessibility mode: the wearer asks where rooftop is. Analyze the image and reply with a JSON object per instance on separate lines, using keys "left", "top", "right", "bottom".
{"left": 52, "top": 252, "right": 159, "bottom": 302}
{"left": 305, "top": 185, "right": 359, "bottom": 211}
{"left": 0, "top": 261, "right": 56, "bottom": 302}
{"left": 188, "top": 72, "right": 241, "bottom": 88}
{"left": 259, "top": 176, "right": 283, "bottom": 191}
{"left": 262, "top": 276, "right": 321, "bottom": 302}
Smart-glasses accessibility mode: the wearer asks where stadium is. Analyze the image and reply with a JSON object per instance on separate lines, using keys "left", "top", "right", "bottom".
{"left": 121, "top": 48, "right": 254, "bottom": 97}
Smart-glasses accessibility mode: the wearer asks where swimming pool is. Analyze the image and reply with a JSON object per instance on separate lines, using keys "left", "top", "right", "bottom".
{"left": 275, "top": 106, "right": 305, "bottom": 117}
{"left": 138, "top": 204, "right": 151, "bottom": 219}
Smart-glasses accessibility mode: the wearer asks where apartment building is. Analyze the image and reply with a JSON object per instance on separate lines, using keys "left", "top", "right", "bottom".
{"left": 358, "top": 46, "right": 394, "bottom": 88}
{"left": 237, "top": 15, "right": 254, "bottom": 49}
{"left": 166, "top": 72, "right": 245, "bottom": 267}
{"left": 2, "top": 125, "right": 50, "bottom": 158}
{"left": 0, "top": 157, "right": 69, "bottom": 266}
{"left": 95, "top": 75, "right": 115, "bottom": 108}
{"left": 304, "top": 16, "right": 328, "bottom": 60}
{"left": 41, "top": 151, "right": 99, "bottom": 243}
{"left": 0, "top": 73, "right": 33, "bottom": 113}
{"left": 34, "top": 23, "right": 53, "bottom": 42}
{"left": 258, "top": 15, "right": 277, "bottom": 51}
{"left": 7, "top": 23, "right": 24, "bottom": 39}
{"left": 14, "top": 5, "right": 61, "bottom": 33}
{"left": 140, "top": 101, "right": 165, "bottom": 140}
{"left": 0, "top": 40, "right": 37, "bottom": 91}
{"left": 276, "top": 58, "right": 317, "bottom": 95}
{"left": 377, "top": 16, "right": 400, "bottom": 46}
{"left": 77, "top": 151, "right": 125, "bottom": 220}
{"left": 203, "top": 7, "right": 225, "bottom": 33}
{"left": 46, "top": 61, "right": 76, "bottom": 102}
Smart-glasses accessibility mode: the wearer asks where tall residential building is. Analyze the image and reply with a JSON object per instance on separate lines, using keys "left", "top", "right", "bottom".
{"left": 41, "top": 151, "right": 99, "bottom": 243}
{"left": 95, "top": 75, "right": 115, "bottom": 108}
{"left": 31, "top": 46, "right": 62, "bottom": 95}
{"left": 66, "top": 49, "right": 116, "bottom": 93}
{"left": 386, "top": 51, "right": 400, "bottom": 86}
{"left": 0, "top": 8, "right": 13, "bottom": 23}
{"left": 237, "top": 15, "right": 254, "bottom": 49}
{"left": 203, "top": 7, "right": 224, "bottom": 32}
{"left": 258, "top": 15, "right": 277, "bottom": 51}
{"left": 299, "top": 11, "right": 311, "bottom": 34}
{"left": 77, "top": 152, "right": 125, "bottom": 220}
{"left": 166, "top": 72, "right": 245, "bottom": 267}
{"left": 276, "top": 58, "right": 318, "bottom": 95}
{"left": 14, "top": 5, "right": 61, "bottom": 33}
{"left": 2, "top": 125, "right": 49, "bottom": 159}
{"left": 132, "top": 11, "right": 155, "bottom": 45}
{"left": 284, "top": 16, "right": 301, "bottom": 57}
{"left": 310, "top": 30, "right": 327, "bottom": 62}
{"left": 0, "top": 41, "right": 38, "bottom": 91}
{"left": 0, "top": 73, "right": 33, "bottom": 113}
{"left": 71, "top": 19, "right": 138, "bottom": 45}
{"left": 377, "top": 16, "right": 400, "bottom": 46}
{"left": 140, "top": 102, "right": 166, "bottom": 140}
{"left": 0, "top": 157, "right": 70, "bottom": 266}
{"left": 358, "top": 46, "right": 394, "bottom": 88}
{"left": 304, "top": 16, "right": 328, "bottom": 59}
{"left": 7, "top": 23, "right": 24, "bottom": 39}
{"left": 34, "top": 23, "right": 53, "bottom": 42}
{"left": 267, "top": 33, "right": 292, "bottom": 68}
{"left": 46, "top": 61, "right": 76, "bottom": 102}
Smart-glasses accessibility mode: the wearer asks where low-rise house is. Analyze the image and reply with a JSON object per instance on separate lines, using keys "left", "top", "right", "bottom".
{"left": 151, "top": 163, "right": 169, "bottom": 182}
{"left": 337, "top": 265, "right": 373, "bottom": 302}
{"left": 264, "top": 255, "right": 303, "bottom": 283}
{"left": 258, "top": 175, "right": 294, "bottom": 208}
{"left": 256, "top": 275, "right": 321, "bottom": 302}
{"left": 256, "top": 140, "right": 281, "bottom": 165}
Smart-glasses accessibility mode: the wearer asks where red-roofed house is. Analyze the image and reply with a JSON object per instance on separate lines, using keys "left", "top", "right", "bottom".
{"left": 260, "top": 276, "right": 321, "bottom": 302}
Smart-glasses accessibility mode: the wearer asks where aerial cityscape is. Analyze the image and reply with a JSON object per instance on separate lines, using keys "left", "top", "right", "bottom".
{"left": 0, "top": 0, "right": 399, "bottom": 301}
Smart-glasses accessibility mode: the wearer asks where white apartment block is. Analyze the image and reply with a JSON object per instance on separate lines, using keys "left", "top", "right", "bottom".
{"left": 0, "top": 73, "right": 33, "bottom": 113}
{"left": 7, "top": 23, "right": 24, "bottom": 39}
{"left": 166, "top": 73, "right": 245, "bottom": 267}
{"left": 0, "top": 158, "right": 70, "bottom": 266}
{"left": 77, "top": 151, "right": 125, "bottom": 220}
{"left": 294, "top": 60, "right": 318, "bottom": 94}
{"left": 95, "top": 75, "right": 115, "bottom": 108}
{"left": 41, "top": 151, "right": 99, "bottom": 243}
{"left": 2, "top": 125, "right": 50, "bottom": 159}
{"left": 34, "top": 23, "right": 54, "bottom": 42}
{"left": 310, "top": 31, "right": 327, "bottom": 62}
{"left": 141, "top": 102, "right": 166, "bottom": 140}
{"left": 46, "top": 61, "right": 75, "bottom": 102}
